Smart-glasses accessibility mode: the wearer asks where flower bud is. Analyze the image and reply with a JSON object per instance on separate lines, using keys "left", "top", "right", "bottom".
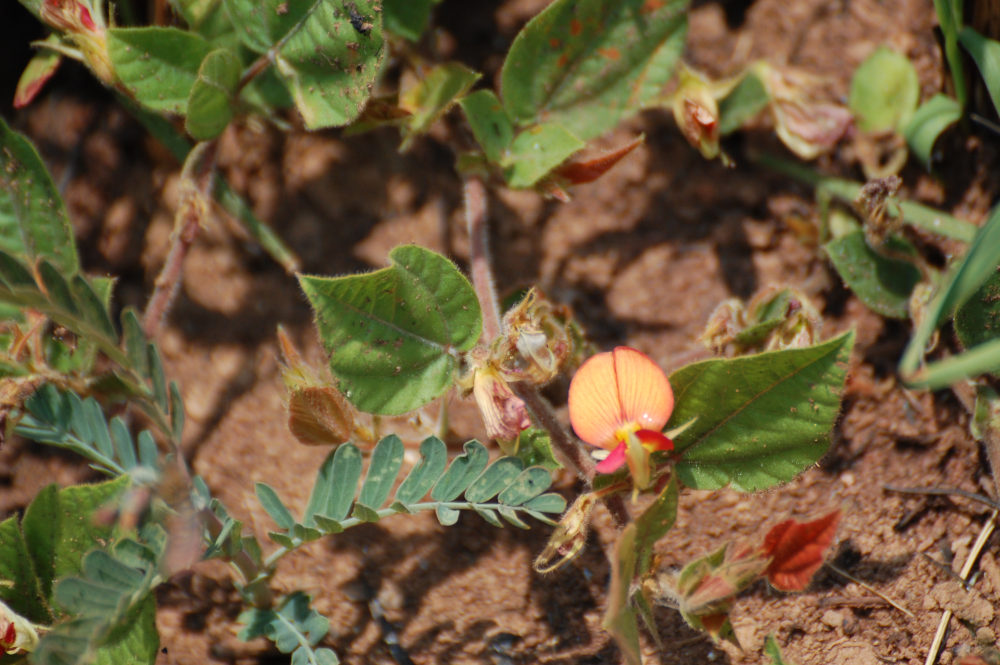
{"left": 40, "top": 0, "right": 115, "bottom": 85}
{"left": 672, "top": 65, "right": 721, "bottom": 160}
{"left": 0, "top": 600, "right": 39, "bottom": 655}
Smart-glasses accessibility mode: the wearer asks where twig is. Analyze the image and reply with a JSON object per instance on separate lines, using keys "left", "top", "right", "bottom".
{"left": 823, "top": 563, "right": 914, "bottom": 618}
{"left": 884, "top": 485, "right": 1000, "bottom": 512}
{"left": 463, "top": 175, "right": 500, "bottom": 342}
{"left": 924, "top": 510, "right": 997, "bottom": 665}
{"left": 143, "top": 141, "right": 217, "bottom": 337}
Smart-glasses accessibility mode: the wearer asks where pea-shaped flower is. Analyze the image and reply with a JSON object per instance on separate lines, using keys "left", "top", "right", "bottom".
{"left": 568, "top": 346, "right": 674, "bottom": 489}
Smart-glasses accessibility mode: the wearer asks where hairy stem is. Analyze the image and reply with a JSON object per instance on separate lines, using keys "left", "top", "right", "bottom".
{"left": 463, "top": 175, "right": 501, "bottom": 342}
{"left": 143, "top": 141, "right": 218, "bottom": 337}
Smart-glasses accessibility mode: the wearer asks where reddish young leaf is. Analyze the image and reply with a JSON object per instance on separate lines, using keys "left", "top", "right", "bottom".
{"left": 553, "top": 135, "right": 643, "bottom": 185}
{"left": 762, "top": 509, "right": 841, "bottom": 591}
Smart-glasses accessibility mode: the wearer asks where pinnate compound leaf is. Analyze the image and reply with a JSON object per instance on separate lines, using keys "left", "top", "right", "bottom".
{"left": 464, "top": 457, "right": 523, "bottom": 503}
{"left": 431, "top": 440, "right": 490, "bottom": 502}
{"left": 500, "top": 0, "right": 689, "bottom": 141}
{"left": 300, "top": 245, "right": 481, "bottom": 415}
{"left": 959, "top": 27, "right": 1000, "bottom": 117}
{"left": 762, "top": 509, "right": 841, "bottom": 591}
{"left": 395, "top": 436, "right": 448, "bottom": 504}
{"left": 358, "top": 435, "right": 404, "bottom": 509}
{"left": 497, "top": 467, "right": 551, "bottom": 505}
{"left": 904, "top": 94, "right": 961, "bottom": 167}
{"left": 503, "top": 123, "right": 584, "bottom": 188}
{"left": 672, "top": 331, "right": 854, "bottom": 491}
{"left": 399, "top": 62, "right": 480, "bottom": 150}
{"left": 186, "top": 48, "right": 242, "bottom": 140}
{"left": 270, "top": 0, "right": 385, "bottom": 129}
{"left": 108, "top": 27, "right": 214, "bottom": 115}
{"left": 848, "top": 47, "right": 920, "bottom": 132}
{"left": 824, "top": 231, "right": 921, "bottom": 319}
{"left": 459, "top": 91, "right": 514, "bottom": 165}
{"left": 0, "top": 118, "right": 79, "bottom": 275}
{"left": 238, "top": 592, "right": 331, "bottom": 658}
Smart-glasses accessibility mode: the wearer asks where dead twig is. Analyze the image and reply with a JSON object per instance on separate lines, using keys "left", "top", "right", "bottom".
{"left": 824, "top": 562, "right": 914, "bottom": 618}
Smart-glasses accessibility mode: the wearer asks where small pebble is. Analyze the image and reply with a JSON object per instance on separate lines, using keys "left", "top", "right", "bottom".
{"left": 821, "top": 610, "right": 844, "bottom": 629}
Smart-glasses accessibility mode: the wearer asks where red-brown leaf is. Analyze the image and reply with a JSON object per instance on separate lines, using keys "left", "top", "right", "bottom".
{"left": 762, "top": 509, "right": 841, "bottom": 591}
{"left": 553, "top": 135, "right": 643, "bottom": 185}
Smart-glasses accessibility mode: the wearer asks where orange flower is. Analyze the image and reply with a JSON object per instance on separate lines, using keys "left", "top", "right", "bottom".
{"left": 568, "top": 347, "right": 674, "bottom": 488}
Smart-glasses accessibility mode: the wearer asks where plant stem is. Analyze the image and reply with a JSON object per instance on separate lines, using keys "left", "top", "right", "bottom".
{"left": 463, "top": 175, "right": 501, "bottom": 342}
{"left": 142, "top": 141, "right": 218, "bottom": 337}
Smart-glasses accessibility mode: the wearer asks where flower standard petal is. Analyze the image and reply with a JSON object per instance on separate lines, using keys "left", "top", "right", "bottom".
{"left": 568, "top": 350, "right": 626, "bottom": 449}
{"left": 611, "top": 347, "right": 673, "bottom": 432}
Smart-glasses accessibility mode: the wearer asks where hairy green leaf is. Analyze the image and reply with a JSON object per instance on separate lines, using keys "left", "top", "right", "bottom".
{"left": 186, "top": 48, "right": 242, "bottom": 140}
{"left": 824, "top": 231, "right": 921, "bottom": 319}
{"left": 271, "top": 0, "right": 385, "bottom": 128}
{"left": 604, "top": 524, "right": 641, "bottom": 665}
{"left": 0, "top": 118, "right": 79, "bottom": 275}
{"left": 503, "top": 123, "right": 584, "bottom": 188}
{"left": 108, "top": 27, "right": 214, "bottom": 115}
{"left": 500, "top": 0, "right": 689, "bottom": 141}
{"left": 633, "top": 476, "right": 678, "bottom": 576}
{"left": 672, "top": 331, "right": 854, "bottom": 491}
{"left": 400, "top": 62, "right": 480, "bottom": 150}
{"left": 459, "top": 89, "right": 515, "bottom": 165}
{"left": 300, "top": 245, "right": 481, "bottom": 415}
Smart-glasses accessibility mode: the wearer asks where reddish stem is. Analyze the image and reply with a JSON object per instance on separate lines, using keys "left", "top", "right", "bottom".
{"left": 142, "top": 142, "right": 218, "bottom": 337}
{"left": 463, "top": 175, "right": 501, "bottom": 342}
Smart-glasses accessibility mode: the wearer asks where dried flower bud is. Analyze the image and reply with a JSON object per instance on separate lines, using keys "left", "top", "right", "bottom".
{"left": 534, "top": 492, "right": 597, "bottom": 573}
{"left": 494, "top": 288, "right": 572, "bottom": 385}
{"left": 471, "top": 365, "right": 531, "bottom": 442}
{"left": 672, "top": 65, "right": 721, "bottom": 160}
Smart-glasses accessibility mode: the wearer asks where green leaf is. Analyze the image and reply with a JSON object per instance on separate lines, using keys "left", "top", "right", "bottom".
{"left": 497, "top": 467, "right": 551, "bottom": 505}
{"left": 185, "top": 48, "right": 242, "bottom": 140}
{"left": 121, "top": 309, "right": 149, "bottom": 377}
{"left": 603, "top": 523, "right": 641, "bottom": 665}
{"left": 955, "top": 266, "right": 1000, "bottom": 350}
{"left": 256, "top": 482, "right": 295, "bottom": 530}
{"left": 959, "top": 27, "right": 1000, "bottom": 117}
{"left": 903, "top": 94, "right": 962, "bottom": 168}
{"left": 394, "top": 436, "right": 448, "bottom": 504}
{"left": 671, "top": 331, "right": 854, "bottom": 491}
{"left": 223, "top": 0, "right": 309, "bottom": 52}
{"left": 934, "top": 0, "right": 966, "bottom": 108}
{"left": 91, "top": 595, "right": 159, "bottom": 665}
{"left": 632, "top": 477, "right": 678, "bottom": 576}
{"left": 500, "top": 0, "right": 689, "bottom": 141}
{"left": 358, "top": 435, "right": 404, "bottom": 509}
{"left": 110, "top": 417, "right": 138, "bottom": 470}
{"left": 271, "top": 0, "right": 385, "bottom": 128}
{"left": 38, "top": 260, "right": 78, "bottom": 315}
{"left": 0, "top": 118, "right": 79, "bottom": 275}
{"left": 70, "top": 275, "right": 117, "bottom": 340}
{"left": 0, "top": 512, "right": 50, "bottom": 624}
{"left": 464, "top": 457, "right": 524, "bottom": 503}
{"left": 522, "top": 493, "right": 566, "bottom": 514}
{"left": 901, "top": 203, "right": 1000, "bottom": 386}
{"left": 431, "top": 440, "right": 489, "bottom": 502}
{"left": 824, "top": 231, "right": 922, "bottom": 319}
{"left": 383, "top": 0, "right": 436, "bottom": 41}
{"left": 400, "top": 62, "right": 480, "bottom": 151}
{"left": 503, "top": 123, "right": 584, "bottom": 188}
{"left": 718, "top": 72, "right": 768, "bottom": 136}
{"left": 512, "top": 428, "right": 562, "bottom": 471}
{"left": 314, "top": 443, "right": 363, "bottom": 522}
{"left": 459, "top": 90, "right": 515, "bottom": 165}
{"left": 299, "top": 245, "right": 481, "bottom": 415}
{"left": 238, "top": 591, "right": 330, "bottom": 654}
{"left": 108, "top": 27, "right": 214, "bottom": 115}
{"left": 24, "top": 478, "right": 131, "bottom": 598}
{"left": 848, "top": 46, "right": 920, "bottom": 132}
